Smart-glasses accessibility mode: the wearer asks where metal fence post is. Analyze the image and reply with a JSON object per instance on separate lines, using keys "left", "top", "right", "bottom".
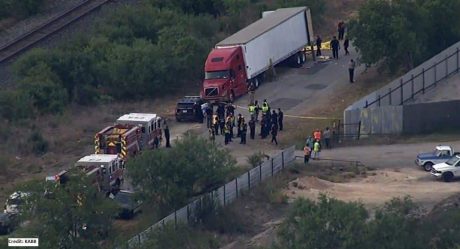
{"left": 138, "top": 234, "right": 141, "bottom": 246}
{"left": 388, "top": 88, "right": 392, "bottom": 105}
{"left": 282, "top": 151, "right": 285, "bottom": 169}
{"left": 174, "top": 210, "right": 177, "bottom": 229}
{"left": 434, "top": 62, "right": 437, "bottom": 85}
{"left": 357, "top": 121, "right": 361, "bottom": 140}
{"left": 378, "top": 95, "right": 381, "bottom": 107}
{"left": 422, "top": 68, "right": 425, "bottom": 94}
{"left": 457, "top": 48, "right": 459, "bottom": 73}
{"left": 259, "top": 163, "right": 262, "bottom": 181}
{"left": 446, "top": 54, "right": 449, "bottom": 77}
{"left": 235, "top": 177, "right": 238, "bottom": 198}
{"left": 271, "top": 158, "right": 274, "bottom": 176}
{"left": 411, "top": 74, "right": 414, "bottom": 99}
{"left": 365, "top": 100, "right": 368, "bottom": 108}
{"left": 247, "top": 170, "right": 251, "bottom": 190}
{"left": 223, "top": 184, "right": 226, "bottom": 206}
{"left": 186, "top": 204, "right": 190, "bottom": 223}
{"left": 400, "top": 79, "right": 403, "bottom": 105}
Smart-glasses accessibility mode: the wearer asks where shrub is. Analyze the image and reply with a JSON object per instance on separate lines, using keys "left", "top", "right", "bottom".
{"left": 28, "top": 130, "right": 49, "bottom": 155}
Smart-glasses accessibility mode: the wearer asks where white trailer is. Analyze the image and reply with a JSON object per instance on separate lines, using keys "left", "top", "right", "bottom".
{"left": 215, "top": 6, "right": 313, "bottom": 81}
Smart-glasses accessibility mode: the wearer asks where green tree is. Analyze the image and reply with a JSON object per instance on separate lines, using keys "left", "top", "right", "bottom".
{"left": 18, "top": 174, "right": 117, "bottom": 249}
{"left": 127, "top": 133, "right": 236, "bottom": 210}
{"left": 349, "top": 0, "right": 460, "bottom": 73}
{"left": 275, "top": 195, "right": 368, "bottom": 249}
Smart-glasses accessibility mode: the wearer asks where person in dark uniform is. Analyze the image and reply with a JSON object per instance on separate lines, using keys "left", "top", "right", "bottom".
{"left": 240, "top": 120, "right": 247, "bottom": 144}
{"left": 260, "top": 116, "right": 266, "bottom": 138}
{"left": 330, "top": 36, "right": 340, "bottom": 60}
{"left": 224, "top": 122, "right": 230, "bottom": 145}
{"left": 249, "top": 117, "right": 256, "bottom": 140}
{"left": 338, "top": 21, "right": 345, "bottom": 40}
{"left": 219, "top": 117, "right": 225, "bottom": 135}
{"left": 164, "top": 124, "right": 171, "bottom": 148}
{"left": 271, "top": 124, "right": 278, "bottom": 145}
{"left": 344, "top": 37, "right": 350, "bottom": 55}
{"left": 237, "top": 114, "right": 243, "bottom": 137}
{"left": 205, "top": 105, "right": 213, "bottom": 128}
{"left": 217, "top": 103, "right": 225, "bottom": 120}
{"left": 271, "top": 110, "right": 278, "bottom": 129}
{"left": 194, "top": 103, "right": 203, "bottom": 123}
{"left": 214, "top": 116, "right": 220, "bottom": 135}
{"left": 226, "top": 103, "right": 235, "bottom": 117}
{"left": 316, "top": 35, "right": 322, "bottom": 56}
{"left": 254, "top": 100, "right": 260, "bottom": 122}
{"left": 278, "top": 108, "right": 284, "bottom": 131}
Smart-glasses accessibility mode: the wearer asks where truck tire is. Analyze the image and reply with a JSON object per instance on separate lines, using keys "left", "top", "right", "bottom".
{"left": 254, "top": 77, "right": 260, "bottom": 88}
{"left": 296, "top": 54, "right": 302, "bottom": 67}
{"left": 423, "top": 162, "right": 433, "bottom": 172}
{"left": 301, "top": 52, "right": 307, "bottom": 64}
{"left": 442, "top": 172, "right": 454, "bottom": 182}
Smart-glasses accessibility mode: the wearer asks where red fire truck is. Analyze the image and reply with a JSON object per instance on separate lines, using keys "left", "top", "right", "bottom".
{"left": 94, "top": 124, "right": 141, "bottom": 160}
{"left": 115, "top": 113, "right": 162, "bottom": 150}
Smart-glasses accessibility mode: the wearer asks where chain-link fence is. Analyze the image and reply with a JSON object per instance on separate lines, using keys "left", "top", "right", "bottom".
{"left": 121, "top": 146, "right": 296, "bottom": 249}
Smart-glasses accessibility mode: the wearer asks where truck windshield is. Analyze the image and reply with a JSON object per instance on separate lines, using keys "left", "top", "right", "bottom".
{"left": 445, "top": 157, "right": 459, "bottom": 166}
{"left": 205, "top": 70, "right": 230, "bottom": 80}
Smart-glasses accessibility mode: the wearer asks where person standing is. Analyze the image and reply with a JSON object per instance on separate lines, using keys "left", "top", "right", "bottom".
{"left": 323, "top": 127, "right": 331, "bottom": 149}
{"left": 313, "top": 129, "right": 322, "bottom": 143}
{"left": 217, "top": 103, "right": 225, "bottom": 120}
{"left": 338, "top": 21, "right": 345, "bottom": 40}
{"left": 261, "top": 99, "right": 269, "bottom": 116}
{"left": 219, "top": 116, "right": 225, "bottom": 136}
{"left": 248, "top": 82, "right": 256, "bottom": 104}
{"left": 344, "top": 37, "right": 350, "bottom": 55}
{"left": 209, "top": 128, "right": 215, "bottom": 143}
{"left": 303, "top": 144, "right": 311, "bottom": 164}
{"left": 226, "top": 103, "right": 235, "bottom": 117}
{"left": 205, "top": 105, "right": 213, "bottom": 128}
{"left": 260, "top": 116, "right": 265, "bottom": 138}
{"left": 248, "top": 102, "right": 256, "bottom": 120}
{"left": 164, "top": 124, "right": 171, "bottom": 148}
{"left": 270, "top": 110, "right": 278, "bottom": 130}
{"left": 305, "top": 136, "right": 314, "bottom": 150}
{"left": 240, "top": 121, "right": 247, "bottom": 144}
{"left": 315, "top": 35, "right": 322, "bottom": 56}
{"left": 224, "top": 122, "right": 230, "bottom": 145}
{"left": 278, "top": 108, "right": 284, "bottom": 131}
{"left": 214, "top": 116, "right": 220, "bottom": 135}
{"left": 330, "top": 36, "right": 340, "bottom": 60}
{"left": 349, "top": 59, "right": 356, "bottom": 83}
{"left": 194, "top": 103, "right": 203, "bottom": 123}
{"left": 312, "top": 140, "right": 321, "bottom": 159}
{"left": 237, "top": 114, "right": 243, "bottom": 137}
{"left": 271, "top": 124, "right": 278, "bottom": 145}
{"left": 249, "top": 118, "right": 256, "bottom": 140}
{"left": 254, "top": 100, "right": 260, "bottom": 122}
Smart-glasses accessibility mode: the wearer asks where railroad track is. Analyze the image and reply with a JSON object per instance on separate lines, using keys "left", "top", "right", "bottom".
{"left": 0, "top": 0, "right": 110, "bottom": 64}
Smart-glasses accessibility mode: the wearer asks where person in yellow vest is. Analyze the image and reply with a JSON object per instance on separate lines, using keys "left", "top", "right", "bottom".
{"left": 312, "top": 139, "right": 321, "bottom": 160}
{"left": 224, "top": 122, "right": 231, "bottom": 145}
{"left": 261, "top": 99, "right": 269, "bottom": 115}
{"left": 248, "top": 102, "right": 256, "bottom": 120}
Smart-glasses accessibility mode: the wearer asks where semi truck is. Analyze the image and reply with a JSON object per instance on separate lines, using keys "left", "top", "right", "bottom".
{"left": 201, "top": 6, "right": 313, "bottom": 103}
{"left": 115, "top": 113, "right": 162, "bottom": 150}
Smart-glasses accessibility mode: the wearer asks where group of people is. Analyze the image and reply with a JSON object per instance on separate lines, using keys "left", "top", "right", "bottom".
{"left": 204, "top": 99, "right": 284, "bottom": 146}
{"left": 315, "top": 21, "right": 356, "bottom": 83}
{"left": 303, "top": 127, "right": 332, "bottom": 164}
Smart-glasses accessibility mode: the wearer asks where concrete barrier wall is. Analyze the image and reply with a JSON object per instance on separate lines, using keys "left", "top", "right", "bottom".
{"left": 403, "top": 100, "right": 460, "bottom": 134}
{"left": 359, "top": 106, "right": 403, "bottom": 135}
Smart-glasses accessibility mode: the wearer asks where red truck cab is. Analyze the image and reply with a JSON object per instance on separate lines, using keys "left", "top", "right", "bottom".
{"left": 202, "top": 47, "right": 248, "bottom": 103}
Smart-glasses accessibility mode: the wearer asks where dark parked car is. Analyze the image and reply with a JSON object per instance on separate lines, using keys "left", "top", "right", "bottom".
{"left": 111, "top": 190, "right": 142, "bottom": 219}
{"left": 175, "top": 96, "right": 204, "bottom": 122}
{"left": 0, "top": 213, "right": 16, "bottom": 235}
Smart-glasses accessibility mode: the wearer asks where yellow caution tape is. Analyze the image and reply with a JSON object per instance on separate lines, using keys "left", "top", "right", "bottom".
{"left": 234, "top": 105, "right": 339, "bottom": 120}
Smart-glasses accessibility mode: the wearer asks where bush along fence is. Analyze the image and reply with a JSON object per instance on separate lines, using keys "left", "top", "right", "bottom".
{"left": 121, "top": 146, "right": 296, "bottom": 249}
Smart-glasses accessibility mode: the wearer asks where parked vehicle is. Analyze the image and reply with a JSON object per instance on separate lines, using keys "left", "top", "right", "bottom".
{"left": 415, "top": 145, "right": 460, "bottom": 171}
{"left": 94, "top": 124, "right": 142, "bottom": 160}
{"left": 46, "top": 154, "right": 124, "bottom": 194}
{"left": 109, "top": 190, "right": 142, "bottom": 219}
{"left": 0, "top": 212, "right": 16, "bottom": 235}
{"left": 201, "top": 6, "right": 313, "bottom": 103}
{"left": 175, "top": 96, "right": 204, "bottom": 122}
{"left": 116, "top": 113, "right": 162, "bottom": 150}
{"left": 4, "top": 191, "right": 31, "bottom": 215}
{"left": 431, "top": 155, "right": 460, "bottom": 182}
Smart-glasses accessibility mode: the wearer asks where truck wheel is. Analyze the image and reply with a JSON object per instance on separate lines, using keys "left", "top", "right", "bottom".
{"left": 301, "top": 52, "right": 307, "bottom": 64}
{"left": 254, "top": 78, "right": 260, "bottom": 88}
{"left": 423, "top": 162, "right": 433, "bottom": 172}
{"left": 442, "top": 172, "right": 454, "bottom": 182}
{"left": 296, "top": 54, "right": 302, "bottom": 67}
